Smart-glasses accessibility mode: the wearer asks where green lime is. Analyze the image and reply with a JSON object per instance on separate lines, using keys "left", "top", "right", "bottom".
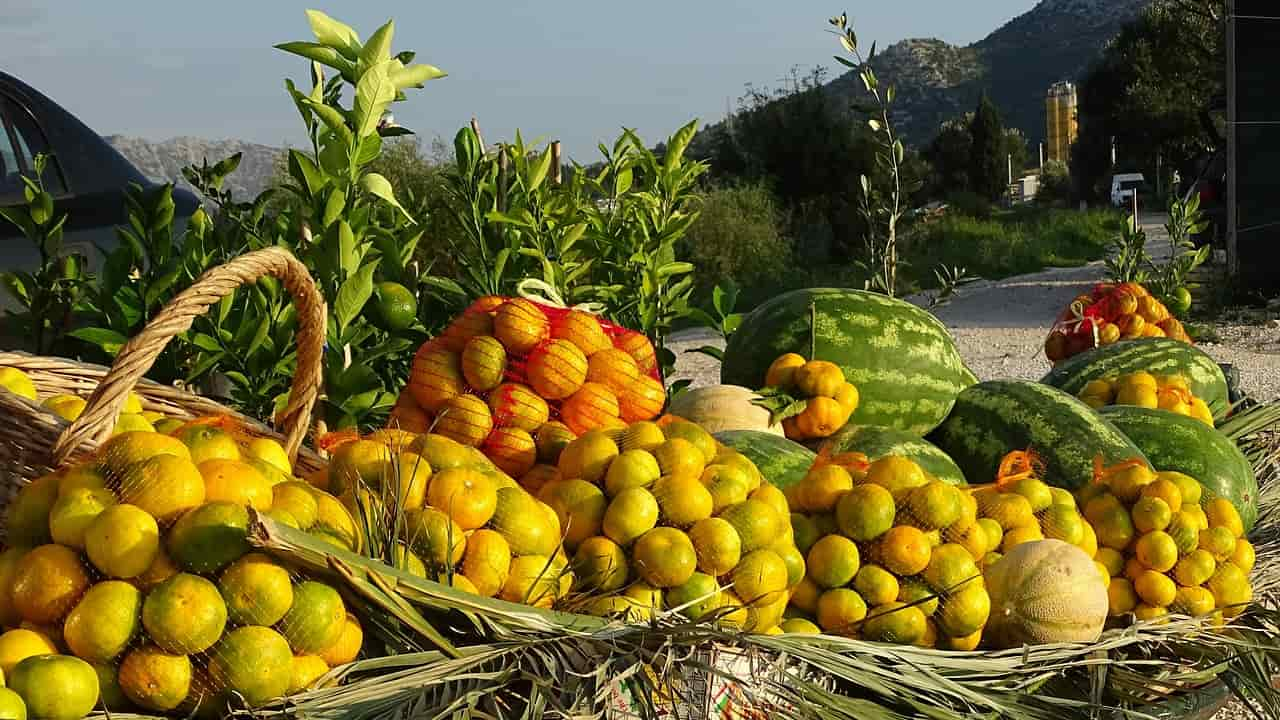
{"left": 1169, "top": 287, "right": 1192, "bottom": 316}
{"left": 368, "top": 282, "right": 418, "bottom": 331}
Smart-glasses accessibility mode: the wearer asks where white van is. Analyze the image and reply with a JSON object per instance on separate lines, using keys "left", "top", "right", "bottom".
{"left": 1110, "top": 173, "right": 1146, "bottom": 207}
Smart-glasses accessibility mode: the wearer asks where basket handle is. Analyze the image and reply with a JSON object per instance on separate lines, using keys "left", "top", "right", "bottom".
{"left": 53, "top": 247, "right": 326, "bottom": 466}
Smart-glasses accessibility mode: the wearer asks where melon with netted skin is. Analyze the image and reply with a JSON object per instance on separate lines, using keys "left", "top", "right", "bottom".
{"left": 984, "top": 539, "right": 1108, "bottom": 649}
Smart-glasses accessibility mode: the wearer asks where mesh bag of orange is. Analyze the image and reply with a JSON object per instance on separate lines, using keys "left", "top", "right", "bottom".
{"left": 1044, "top": 282, "right": 1192, "bottom": 364}
{"left": 0, "top": 416, "right": 366, "bottom": 718}
{"left": 395, "top": 296, "right": 665, "bottom": 483}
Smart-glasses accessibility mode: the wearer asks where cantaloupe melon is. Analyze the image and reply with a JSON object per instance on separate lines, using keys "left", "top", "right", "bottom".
{"left": 983, "top": 539, "right": 1108, "bottom": 648}
{"left": 668, "top": 385, "right": 782, "bottom": 437}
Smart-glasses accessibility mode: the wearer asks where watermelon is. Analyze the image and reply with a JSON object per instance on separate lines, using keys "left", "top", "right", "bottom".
{"left": 928, "top": 380, "right": 1149, "bottom": 490}
{"left": 1099, "top": 405, "right": 1258, "bottom": 531}
{"left": 821, "top": 425, "right": 967, "bottom": 486}
{"left": 714, "top": 430, "right": 816, "bottom": 491}
{"left": 720, "top": 288, "right": 976, "bottom": 437}
{"left": 1042, "top": 339, "right": 1229, "bottom": 419}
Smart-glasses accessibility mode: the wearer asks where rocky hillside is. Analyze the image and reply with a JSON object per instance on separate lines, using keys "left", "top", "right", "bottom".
{"left": 107, "top": 135, "right": 282, "bottom": 200}
{"left": 828, "top": 0, "right": 1152, "bottom": 146}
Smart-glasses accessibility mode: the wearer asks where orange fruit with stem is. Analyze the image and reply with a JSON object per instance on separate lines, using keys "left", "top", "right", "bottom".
{"left": 793, "top": 361, "right": 844, "bottom": 398}
{"left": 526, "top": 339, "right": 588, "bottom": 400}
{"left": 794, "top": 397, "right": 848, "bottom": 439}
{"left": 561, "top": 382, "right": 621, "bottom": 435}
{"left": 765, "top": 353, "right": 806, "bottom": 389}
{"left": 552, "top": 310, "right": 611, "bottom": 357}
{"left": 426, "top": 467, "right": 498, "bottom": 530}
{"left": 494, "top": 299, "right": 549, "bottom": 354}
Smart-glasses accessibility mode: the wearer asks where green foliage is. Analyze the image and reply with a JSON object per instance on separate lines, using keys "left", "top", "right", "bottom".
{"left": 1148, "top": 196, "right": 1211, "bottom": 305}
{"left": 1104, "top": 214, "right": 1150, "bottom": 284}
{"left": 1037, "top": 160, "right": 1072, "bottom": 207}
{"left": 681, "top": 182, "right": 791, "bottom": 298}
{"left": 968, "top": 93, "right": 1007, "bottom": 202}
{"left": 924, "top": 112, "right": 1028, "bottom": 200}
{"left": 0, "top": 154, "right": 91, "bottom": 355}
{"left": 684, "top": 281, "right": 743, "bottom": 364}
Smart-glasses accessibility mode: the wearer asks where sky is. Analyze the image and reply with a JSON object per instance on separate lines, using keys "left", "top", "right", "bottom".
{"left": 0, "top": 0, "right": 1040, "bottom": 161}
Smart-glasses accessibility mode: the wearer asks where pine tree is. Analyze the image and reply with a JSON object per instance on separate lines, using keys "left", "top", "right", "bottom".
{"left": 968, "top": 93, "right": 1007, "bottom": 202}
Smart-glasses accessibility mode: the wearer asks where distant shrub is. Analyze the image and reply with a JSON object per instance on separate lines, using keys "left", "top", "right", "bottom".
{"left": 683, "top": 183, "right": 792, "bottom": 300}
{"left": 1037, "top": 160, "right": 1072, "bottom": 207}
{"left": 944, "top": 190, "right": 995, "bottom": 220}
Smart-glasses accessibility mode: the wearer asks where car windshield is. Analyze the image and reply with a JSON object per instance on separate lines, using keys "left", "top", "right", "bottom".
{"left": 1120, "top": 180, "right": 1143, "bottom": 191}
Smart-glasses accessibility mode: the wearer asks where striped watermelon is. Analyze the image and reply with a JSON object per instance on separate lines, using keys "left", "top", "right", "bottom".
{"left": 1042, "top": 339, "right": 1229, "bottom": 419}
{"left": 821, "top": 425, "right": 967, "bottom": 486}
{"left": 1099, "top": 405, "right": 1257, "bottom": 532}
{"left": 714, "top": 430, "right": 816, "bottom": 491}
{"left": 720, "top": 288, "right": 977, "bottom": 436}
{"left": 928, "top": 380, "right": 1149, "bottom": 490}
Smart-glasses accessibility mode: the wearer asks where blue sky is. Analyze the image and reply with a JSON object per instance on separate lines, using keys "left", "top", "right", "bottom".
{"left": 0, "top": 0, "right": 1039, "bottom": 160}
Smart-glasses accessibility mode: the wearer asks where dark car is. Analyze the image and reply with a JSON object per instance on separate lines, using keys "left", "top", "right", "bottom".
{"left": 0, "top": 71, "right": 200, "bottom": 312}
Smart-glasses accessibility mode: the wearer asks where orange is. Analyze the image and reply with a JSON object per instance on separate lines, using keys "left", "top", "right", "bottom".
{"left": 806, "top": 535, "right": 860, "bottom": 589}
{"left": 793, "top": 464, "right": 854, "bottom": 513}
{"left": 142, "top": 573, "right": 227, "bottom": 654}
{"left": 792, "top": 397, "right": 848, "bottom": 439}
{"left": 404, "top": 507, "right": 467, "bottom": 565}
{"left": 535, "top": 421, "right": 577, "bottom": 465}
{"left": 10, "top": 654, "right": 101, "bottom": 718}
{"left": 461, "top": 529, "right": 511, "bottom": 597}
{"left": 0, "top": 628, "right": 57, "bottom": 676}
{"left": 11, "top": 544, "right": 90, "bottom": 624}
{"left": 661, "top": 419, "right": 718, "bottom": 463}
{"left": 388, "top": 394, "right": 432, "bottom": 433}
{"left": 586, "top": 348, "right": 641, "bottom": 395}
{"left": 461, "top": 335, "right": 508, "bottom": 392}
{"left": 64, "top": 580, "right": 142, "bottom": 663}
{"left": 493, "top": 298, "right": 549, "bottom": 354}
{"left": 732, "top": 549, "right": 790, "bottom": 606}
{"left": 688, "top": 517, "right": 742, "bottom": 576}
{"left": 438, "top": 306, "right": 495, "bottom": 353}
{"left": 427, "top": 467, "right": 498, "bottom": 530}
{"left": 434, "top": 394, "right": 494, "bottom": 447}
{"left": 319, "top": 613, "right": 364, "bottom": 666}
{"left": 764, "top": 353, "right": 806, "bottom": 389}
{"left": 199, "top": 459, "right": 274, "bottom": 511}
{"left": 751, "top": 484, "right": 789, "bottom": 520}
{"left": 604, "top": 449, "right": 661, "bottom": 496}
{"left": 619, "top": 375, "right": 665, "bottom": 423}
{"left": 652, "top": 438, "right": 705, "bottom": 480}
{"left": 719, "top": 498, "right": 784, "bottom": 553}
{"left": 526, "top": 339, "right": 588, "bottom": 400}
{"left": 280, "top": 581, "right": 346, "bottom": 654}
{"left": 652, "top": 475, "right": 714, "bottom": 528}
{"left": 834, "top": 382, "right": 860, "bottom": 413}
{"left": 208, "top": 626, "right": 293, "bottom": 706}
{"left": 1205, "top": 498, "right": 1244, "bottom": 538}
{"left": 835, "top": 483, "right": 896, "bottom": 541}
{"left": 633, "top": 527, "right": 697, "bottom": 588}
{"left": 558, "top": 430, "right": 619, "bottom": 483}
{"left": 816, "top": 588, "right": 867, "bottom": 635}
{"left": 560, "top": 382, "right": 620, "bottom": 435}
{"left": 552, "top": 310, "right": 611, "bottom": 357}
{"left": 219, "top": 552, "right": 294, "bottom": 627}
{"left": 539, "top": 478, "right": 607, "bottom": 547}
{"left": 289, "top": 655, "right": 329, "bottom": 695}
{"left": 328, "top": 439, "right": 391, "bottom": 496}
{"left": 489, "top": 383, "right": 550, "bottom": 431}
{"left": 167, "top": 501, "right": 252, "bottom": 574}
{"left": 865, "top": 456, "right": 928, "bottom": 500}
{"left": 482, "top": 426, "right": 538, "bottom": 478}
{"left": 572, "top": 536, "right": 629, "bottom": 591}
{"left": 407, "top": 345, "right": 464, "bottom": 412}
{"left": 174, "top": 423, "right": 242, "bottom": 465}
{"left": 603, "top": 487, "right": 660, "bottom": 546}
{"left": 616, "top": 331, "right": 658, "bottom": 375}
{"left": 518, "top": 463, "right": 562, "bottom": 495}
{"left": 793, "top": 360, "right": 844, "bottom": 398}
{"left": 877, "top": 526, "right": 931, "bottom": 576}
{"left": 48, "top": 486, "right": 115, "bottom": 549}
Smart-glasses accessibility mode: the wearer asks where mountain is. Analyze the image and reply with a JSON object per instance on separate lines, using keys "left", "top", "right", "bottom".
{"left": 107, "top": 135, "right": 282, "bottom": 200}
{"left": 825, "top": 0, "right": 1152, "bottom": 147}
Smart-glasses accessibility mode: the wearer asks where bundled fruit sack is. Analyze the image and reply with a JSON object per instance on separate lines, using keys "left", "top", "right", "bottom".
{"left": 320, "top": 429, "right": 576, "bottom": 607}
{"left": 1076, "top": 372, "right": 1215, "bottom": 426}
{"left": 0, "top": 364, "right": 174, "bottom": 438}
{"left": 1045, "top": 282, "right": 1192, "bottom": 364}
{"left": 758, "top": 354, "right": 860, "bottom": 442}
{"left": 546, "top": 416, "right": 803, "bottom": 633}
{"left": 397, "top": 297, "right": 665, "bottom": 477}
{"left": 1078, "top": 458, "right": 1253, "bottom": 624}
{"left": 0, "top": 417, "right": 365, "bottom": 718}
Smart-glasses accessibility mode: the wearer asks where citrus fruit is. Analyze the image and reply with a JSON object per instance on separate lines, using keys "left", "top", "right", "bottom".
{"left": 480, "top": 427, "right": 535, "bottom": 478}
{"left": 777, "top": 542, "right": 806, "bottom": 588}
{"left": 115, "top": 454, "right": 205, "bottom": 526}
{"left": 1139, "top": 476, "right": 1182, "bottom": 513}
{"left": 10, "top": 544, "right": 89, "bottom": 625}
{"left": 1173, "top": 586, "right": 1215, "bottom": 617}
{"left": 1134, "top": 531, "right": 1178, "bottom": 573}
{"left": 897, "top": 578, "right": 940, "bottom": 616}
{"left": 378, "top": 451, "right": 432, "bottom": 512}
{"left": 954, "top": 522, "right": 989, "bottom": 559}
{"left": 1159, "top": 471, "right": 1201, "bottom": 505}
{"left": 288, "top": 655, "right": 329, "bottom": 695}
{"left": 1039, "top": 504, "right": 1084, "bottom": 545}
{"left": 750, "top": 483, "right": 790, "bottom": 520}
{"left": 270, "top": 482, "right": 319, "bottom": 530}
{"left": 1107, "top": 577, "right": 1138, "bottom": 615}
{"left": 616, "top": 331, "right": 658, "bottom": 375}
{"left": 485, "top": 384, "right": 547, "bottom": 434}
{"left": 0, "top": 367, "right": 35, "bottom": 400}
{"left": 408, "top": 346, "right": 465, "bottom": 412}
{"left": 816, "top": 588, "right": 867, "bottom": 635}
{"left": 426, "top": 466, "right": 497, "bottom": 530}
{"left": 793, "top": 464, "right": 853, "bottom": 514}
{"left": 976, "top": 518, "right": 1004, "bottom": 555}
{"left": 1207, "top": 562, "right": 1251, "bottom": 615}
{"left": 174, "top": 423, "right": 241, "bottom": 465}
{"left": 1173, "top": 548, "right": 1216, "bottom": 588}
{"left": 526, "top": 339, "right": 588, "bottom": 401}
{"left": 461, "top": 529, "right": 511, "bottom": 597}
{"left": 854, "top": 565, "right": 899, "bottom": 606}
{"left": 701, "top": 465, "right": 751, "bottom": 514}
{"left": 1000, "top": 523, "right": 1044, "bottom": 553}
{"left": 561, "top": 382, "right": 621, "bottom": 436}
{"left": 494, "top": 298, "right": 549, "bottom": 354}
{"left": 660, "top": 572, "right": 719, "bottom": 621}
{"left": 791, "top": 513, "right": 821, "bottom": 554}
{"left": 572, "top": 536, "right": 629, "bottom": 592}
{"left": 311, "top": 492, "right": 360, "bottom": 551}
{"left": 602, "top": 487, "right": 659, "bottom": 546}
{"left": 97, "top": 431, "right": 192, "bottom": 475}
{"left": 651, "top": 475, "right": 713, "bottom": 528}
{"left": 865, "top": 456, "right": 928, "bottom": 500}
{"left": 1232, "top": 538, "right": 1256, "bottom": 573}
{"left": 63, "top": 580, "right": 141, "bottom": 663}
{"left": 280, "top": 581, "right": 346, "bottom": 654}
{"left": 208, "top": 626, "right": 292, "bottom": 706}
{"left": 113, "top": 413, "right": 155, "bottom": 435}
{"left": 1134, "top": 570, "right": 1176, "bottom": 608}
{"left": 0, "top": 548, "right": 27, "bottom": 628}
{"left": 1092, "top": 505, "right": 1136, "bottom": 551}
{"left": 198, "top": 459, "right": 273, "bottom": 512}
{"left": 500, "top": 555, "right": 563, "bottom": 608}
{"left": 1048, "top": 487, "right": 1076, "bottom": 507}
{"left": 558, "top": 431, "right": 619, "bottom": 483}
{"left": 863, "top": 601, "right": 927, "bottom": 644}
{"left": 659, "top": 419, "right": 717, "bottom": 463}
{"left": 619, "top": 376, "right": 665, "bottom": 423}
{"left": 0, "top": 630, "right": 55, "bottom": 677}
{"left": 240, "top": 436, "right": 290, "bottom": 475}
{"left": 517, "top": 464, "right": 561, "bottom": 495}
{"left": 1095, "top": 547, "right": 1124, "bottom": 577}
{"left": 1131, "top": 496, "right": 1171, "bottom": 534}
{"left": 319, "top": 613, "right": 363, "bottom": 666}
{"left": 603, "top": 450, "right": 660, "bottom": 497}
{"left": 979, "top": 492, "right": 1036, "bottom": 531}
{"left": 633, "top": 527, "right": 697, "bottom": 588}
{"left": 719, "top": 499, "right": 782, "bottom": 553}
{"left": 43, "top": 394, "right": 86, "bottom": 421}
{"left": 793, "top": 360, "right": 844, "bottom": 398}
{"left": 434, "top": 394, "right": 493, "bottom": 448}
{"left": 10, "top": 654, "right": 98, "bottom": 719}
{"left": 906, "top": 481, "right": 961, "bottom": 529}
{"left": 328, "top": 439, "right": 391, "bottom": 495}
{"left": 586, "top": 348, "right": 640, "bottom": 396}
{"left": 923, "top": 543, "right": 981, "bottom": 593}
{"left": 936, "top": 582, "right": 992, "bottom": 638}
{"left": 47, "top": 486, "right": 114, "bottom": 550}
{"left": 834, "top": 382, "right": 860, "bottom": 413}
{"left": 461, "top": 335, "right": 507, "bottom": 392}
{"left": 404, "top": 507, "right": 467, "bottom": 566}
{"left": 877, "top": 525, "right": 931, "bottom": 576}
{"left": 439, "top": 305, "right": 495, "bottom": 352}
{"left": 218, "top": 552, "right": 293, "bottom": 626}
{"left": 141, "top": 573, "right": 227, "bottom": 655}
{"left": 687, "top": 517, "right": 742, "bottom": 576}
{"left": 1199, "top": 526, "right": 1237, "bottom": 561}
{"left": 1108, "top": 464, "right": 1157, "bottom": 503}
{"left": 365, "top": 280, "right": 418, "bottom": 331}
{"left": 764, "top": 353, "right": 806, "bottom": 389}
{"left": 537, "top": 478, "right": 604, "bottom": 547}
{"left": 55, "top": 465, "right": 108, "bottom": 499}
{"left": 167, "top": 501, "right": 250, "bottom": 574}
{"left": 0, "top": 687, "right": 24, "bottom": 718}
{"left": 6, "top": 474, "right": 60, "bottom": 547}
{"left": 806, "top": 535, "right": 859, "bottom": 589}
{"left": 621, "top": 421, "right": 667, "bottom": 454}
{"left": 490, "top": 488, "right": 559, "bottom": 556}
{"left": 1205, "top": 498, "right": 1244, "bottom": 538}
{"left": 549, "top": 309, "right": 609, "bottom": 356}
{"left": 1007, "top": 478, "right": 1053, "bottom": 513}
{"left": 793, "top": 396, "right": 847, "bottom": 438}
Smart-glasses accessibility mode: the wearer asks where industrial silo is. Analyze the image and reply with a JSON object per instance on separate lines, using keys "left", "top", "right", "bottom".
{"left": 1045, "top": 82, "right": 1078, "bottom": 165}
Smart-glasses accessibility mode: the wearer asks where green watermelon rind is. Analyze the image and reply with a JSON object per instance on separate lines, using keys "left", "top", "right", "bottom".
{"left": 714, "top": 430, "right": 816, "bottom": 491}
{"left": 1099, "top": 405, "right": 1258, "bottom": 532}
{"left": 1041, "top": 338, "right": 1229, "bottom": 419}
{"left": 821, "top": 424, "right": 967, "bottom": 486}
{"left": 927, "top": 380, "right": 1150, "bottom": 490}
{"left": 720, "top": 288, "right": 976, "bottom": 438}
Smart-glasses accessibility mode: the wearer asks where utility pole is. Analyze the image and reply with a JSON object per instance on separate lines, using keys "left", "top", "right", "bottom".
{"left": 1111, "top": 136, "right": 1117, "bottom": 165}
{"left": 1039, "top": 142, "right": 1044, "bottom": 169}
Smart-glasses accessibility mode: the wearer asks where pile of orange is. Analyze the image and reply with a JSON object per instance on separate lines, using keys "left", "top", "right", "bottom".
{"left": 398, "top": 297, "right": 665, "bottom": 478}
{"left": 971, "top": 452, "right": 1097, "bottom": 571}
{"left": 1077, "top": 372, "right": 1214, "bottom": 426}
{"left": 1045, "top": 282, "right": 1192, "bottom": 363}
{"left": 781, "top": 452, "right": 990, "bottom": 648}
{"left": 545, "top": 415, "right": 803, "bottom": 633}
{"left": 0, "top": 418, "right": 363, "bottom": 717}
{"left": 762, "top": 354, "right": 859, "bottom": 441}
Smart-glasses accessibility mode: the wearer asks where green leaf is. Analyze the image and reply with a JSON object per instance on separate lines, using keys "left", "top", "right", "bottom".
{"left": 68, "top": 327, "right": 128, "bottom": 355}
{"left": 191, "top": 333, "right": 222, "bottom": 352}
{"left": 334, "top": 261, "right": 378, "bottom": 335}
{"left": 663, "top": 119, "right": 698, "bottom": 172}
{"left": 421, "top": 275, "right": 467, "bottom": 298}
{"left": 655, "top": 261, "right": 694, "bottom": 280}
{"left": 355, "top": 134, "right": 383, "bottom": 166}
{"left": 686, "top": 345, "right": 725, "bottom": 361}
{"left": 274, "top": 41, "right": 354, "bottom": 74}
{"left": 353, "top": 61, "right": 397, "bottom": 139}
{"left": 360, "top": 172, "right": 414, "bottom": 223}
{"left": 337, "top": 221, "right": 359, "bottom": 276}
{"left": 304, "top": 9, "right": 361, "bottom": 59}
{"left": 527, "top": 147, "right": 553, "bottom": 192}
{"left": 390, "top": 64, "right": 446, "bottom": 89}
{"left": 300, "top": 99, "right": 352, "bottom": 145}
{"left": 0, "top": 272, "right": 29, "bottom": 305}
{"left": 247, "top": 316, "right": 271, "bottom": 358}
{"left": 288, "top": 149, "right": 330, "bottom": 197}
{"left": 358, "top": 20, "right": 394, "bottom": 73}
{"left": 322, "top": 188, "right": 346, "bottom": 228}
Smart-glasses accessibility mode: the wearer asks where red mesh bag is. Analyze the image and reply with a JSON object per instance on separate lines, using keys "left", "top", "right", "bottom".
{"left": 1044, "top": 282, "right": 1192, "bottom": 364}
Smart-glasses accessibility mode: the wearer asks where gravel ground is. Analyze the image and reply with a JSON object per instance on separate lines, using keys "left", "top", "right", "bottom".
{"left": 670, "top": 212, "right": 1280, "bottom": 401}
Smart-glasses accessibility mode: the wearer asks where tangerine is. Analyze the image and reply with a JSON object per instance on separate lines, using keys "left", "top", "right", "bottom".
{"left": 493, "top": 299, "right": 549, "bottom": 354}
{"left": 526, "top": 339, "right": 588, "bottom": 400}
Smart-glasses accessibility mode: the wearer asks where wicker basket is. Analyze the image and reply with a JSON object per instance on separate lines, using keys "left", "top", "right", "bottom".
{"left": 0, "top": 247, "right": 327, "bottom": 508}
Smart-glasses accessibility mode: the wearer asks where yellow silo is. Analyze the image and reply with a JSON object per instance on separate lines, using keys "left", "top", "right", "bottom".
{"left": 1045, "top": 82, "right": 1078, "bottom": 165}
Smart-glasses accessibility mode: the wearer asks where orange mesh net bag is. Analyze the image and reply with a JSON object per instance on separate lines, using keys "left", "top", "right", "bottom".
{"left": 1044, "top": 282, "right": 1192, "bottom": 364}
